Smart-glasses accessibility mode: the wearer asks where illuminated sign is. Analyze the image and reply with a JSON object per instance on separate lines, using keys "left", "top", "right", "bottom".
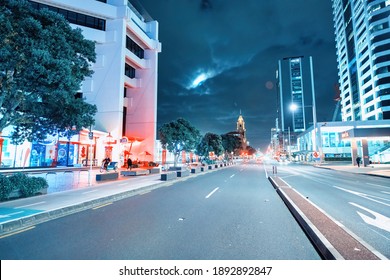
{"left": 341, "top": 131, "right": 350, "bottom": 138}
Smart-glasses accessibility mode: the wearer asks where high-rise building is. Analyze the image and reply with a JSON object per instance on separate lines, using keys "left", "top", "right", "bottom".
{"left": 8, "top": 0, "right": 162, "bottom": 167}
{"left": 332, "top": 0, "right": 390, "bottom": 121}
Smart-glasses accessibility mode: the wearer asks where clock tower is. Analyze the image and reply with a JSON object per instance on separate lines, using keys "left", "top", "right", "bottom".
{"left": 236, "top": 112, "right": 247, "bottom": 150}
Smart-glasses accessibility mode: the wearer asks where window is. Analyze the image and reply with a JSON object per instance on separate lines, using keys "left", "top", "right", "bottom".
{"left": 28, "top": 1, "right": 106, "bottom": 31}
{"left": 381, "top": 99, "right": 390, "bottom": 106}
{"left": 122, "top": 106, "right": 127, "bottom": 136}
{"left": 364, "top": 95, "right": 374, "bottom": 104}
{"left": 75, "top": 92, "right": 83, "bottom": 99}
{"left": 126, "top": 36, "right": 144, "bottom": 59}
{"left": 125, "top": 63, "right": 136, "bottom": 78}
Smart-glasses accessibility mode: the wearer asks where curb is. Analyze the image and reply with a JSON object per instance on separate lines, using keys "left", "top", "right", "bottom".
{"left": 0, "top": 182, "right": 165, "bottom": 236}
{"left": 314, "top": 165, "right": 390, "bottom": 179}
{"left": 268, "top": 176, "right": 340, "bottom": 260}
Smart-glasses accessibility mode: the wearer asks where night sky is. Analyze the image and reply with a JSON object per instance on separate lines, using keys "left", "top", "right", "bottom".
{"left": 140, "top": 0, "right": 339, "bottom": 150}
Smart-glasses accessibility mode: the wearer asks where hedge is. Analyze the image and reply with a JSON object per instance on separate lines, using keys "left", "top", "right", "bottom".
{"left": 0, "top": 173, "right": 49, "bottom": 201}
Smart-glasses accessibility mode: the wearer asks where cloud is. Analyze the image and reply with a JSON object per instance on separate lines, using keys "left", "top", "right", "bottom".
{"left": 142, "top": 0, "right": 338, "bottom": 149}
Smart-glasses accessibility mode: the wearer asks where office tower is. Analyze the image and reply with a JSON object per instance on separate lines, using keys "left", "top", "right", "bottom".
{"left": 332, "top": 0, "right": 390, "bottom": 121}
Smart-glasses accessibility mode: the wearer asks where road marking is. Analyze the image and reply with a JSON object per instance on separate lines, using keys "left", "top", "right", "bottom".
{"left": 382, "top": 191, "right": 390, "bottom": 195}
{"left": 0, "top": 211, "right": 24, "bottom": 218}
{"left": 367, "top": 183, "right": 387, "bottom": 188}
{"left": 82, "top": 190, "right": 98, "bottom": 194}
{"left": 118, "top": 183, "right": 128, "bottom": 186}
{"left": 205, "top": 187, "right": 219, "bottom": 199}
{"left": 92, "top": 202, "right": 112, "bottom": 210}
{"left": 263, "top": 164, "right": 268, "bottom": 178}
{"left": 0, "top": 226, "right": 36, "bottom": 239}
{"left": 333, "top": 186, "right": 390, "bottom": 207}
{"left": 230, "top": 174, "right": 235, "bottom": 178}
{"left": 15, "top": 201, "right": 46, "bottom": 209}
{"left": 138, "top": 190, "right": 151, "bottom": 195}
{"left": 350, "top": 202, "right": 390, "bottom": 233}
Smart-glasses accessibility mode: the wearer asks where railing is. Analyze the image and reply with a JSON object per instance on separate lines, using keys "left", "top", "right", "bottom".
{"left": 127, "top": 0, "right": 153, "bottom": 22}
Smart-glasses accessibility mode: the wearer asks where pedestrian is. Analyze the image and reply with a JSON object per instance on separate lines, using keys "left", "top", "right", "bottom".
{"left": 356, "top": 156, "right": 361, "bottom": 167}
{"left": 127, "top": 157, "right": 132, "bottom": 170}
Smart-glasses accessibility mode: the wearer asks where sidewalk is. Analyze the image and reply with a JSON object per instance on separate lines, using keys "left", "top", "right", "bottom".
{"left": 0, "top": 164, "right": 229, "bottom": 236}
{"left": 315, "top": 163, "right": 390, "bottom": 178}
{"left": 0, "top": 167, "right": 172, "bottom": 235}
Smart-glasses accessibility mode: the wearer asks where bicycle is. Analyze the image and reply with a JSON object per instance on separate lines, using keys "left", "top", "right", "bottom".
{"left": 100, "top": 161, "right": 118, "bottom": 173}
{"left": 100, "top": 162, "right": 108, "bottom": 173}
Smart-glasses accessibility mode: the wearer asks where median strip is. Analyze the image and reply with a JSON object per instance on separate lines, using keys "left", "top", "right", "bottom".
{"left": 268, "top": 175, "right": 386, "bottom": 260}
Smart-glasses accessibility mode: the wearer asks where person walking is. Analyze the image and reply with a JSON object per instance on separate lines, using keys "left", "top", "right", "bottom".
{"left": 356, "top": 156, "right": 361, "bottom": 167}
{"left": 127, "top": 157, "right": 132, "bottom": 170}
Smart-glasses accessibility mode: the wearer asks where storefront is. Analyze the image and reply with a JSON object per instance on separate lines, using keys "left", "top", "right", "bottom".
{"left": 0, "top": 128, "right": 106, "bottom": 168}
{"left": 296, "top": 120, "right": 390, "bottom": 164}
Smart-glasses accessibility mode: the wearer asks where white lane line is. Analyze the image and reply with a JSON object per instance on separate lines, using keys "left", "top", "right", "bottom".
{"left": 205, "top": 187, "right": 219, "bottom": 199}
{"left": 0, "top": 211, "right": 24, "bottom": 218}
{"left": 334, "top": 186, "right": 390, "bottom": 206}
{"left": 14, "top": 201, "right": 46, "bottom": 209}
{"left": 82, "top": 190, "right": 98, "bottom": 194}
{"left": 230, "top": 174, "right": 235, "bottom": 178}
{"left": 118, "top": 183, "right": 128, "bottom": 186}
{"left": 367, "top": 183, "right": 387, "bottom": 188}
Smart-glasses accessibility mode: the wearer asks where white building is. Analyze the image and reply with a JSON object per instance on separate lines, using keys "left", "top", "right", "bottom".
{"left": 332, "top": 0, "right": 390, "bottom": 121}
{"left": 1, "top": 0, "right": 161, "bottom": 168}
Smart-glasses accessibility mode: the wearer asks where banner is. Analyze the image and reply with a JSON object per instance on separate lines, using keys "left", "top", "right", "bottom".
{"left": 162, "top": 149, "right": 166, "bottom": 165}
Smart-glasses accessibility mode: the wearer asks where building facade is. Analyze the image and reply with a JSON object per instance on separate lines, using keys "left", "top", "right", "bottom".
{"left": 296, "top": 120, "right": 390, "bottom": 164}
{"left": 1, "top": 0, "right": 161, "bottom": 168}
{"left": 332, "top": 0, "right": 390, "bottom": 121}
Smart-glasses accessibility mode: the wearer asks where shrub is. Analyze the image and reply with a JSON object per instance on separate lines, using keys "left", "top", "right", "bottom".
{"left": 0, "top": 173, "right": 49, "bottom": 200}
{"left": 0, "top": 175, "right": 12, "bottom": 201}
{"left": 25, "top": 177, "right": 49, "bottom": 196}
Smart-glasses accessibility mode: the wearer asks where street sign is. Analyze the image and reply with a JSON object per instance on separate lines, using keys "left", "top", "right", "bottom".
{"left": 313, "top": 151, "right": 319, "bottom": 158}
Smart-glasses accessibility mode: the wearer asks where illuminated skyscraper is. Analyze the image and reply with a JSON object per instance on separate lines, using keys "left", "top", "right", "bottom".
{"left": 332, "top": 0, "right": 390, "bottom": 121}
{"left": 288, "top": 57, "right": 306, "bottom": 132}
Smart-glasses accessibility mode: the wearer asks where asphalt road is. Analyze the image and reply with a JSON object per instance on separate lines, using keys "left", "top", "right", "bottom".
{"left": 0, "top": 163, "right": 320, "bottom": 260}
{"left": 265, "top": 162, "right": 390, "bottom": 259}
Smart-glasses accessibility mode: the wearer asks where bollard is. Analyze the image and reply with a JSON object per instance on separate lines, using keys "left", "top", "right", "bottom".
{"left": 272, "top": 165, "right": 277, "bottom": 174}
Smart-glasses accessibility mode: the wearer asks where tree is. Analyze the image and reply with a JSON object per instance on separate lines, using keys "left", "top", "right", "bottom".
{"left": 221, "top": 133, "right": 242, "bottom": 159}
{"left": 197, "top": 132, "right": 224, "bottom": 162}
{"left": 0, "top": 0, "right": 97, "bottom": 161}
{"left": 246, "top": 146, "right": 257, "bottom": 156}
{"left": 158, "top": 118, "right": 201, "bottom": 167}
